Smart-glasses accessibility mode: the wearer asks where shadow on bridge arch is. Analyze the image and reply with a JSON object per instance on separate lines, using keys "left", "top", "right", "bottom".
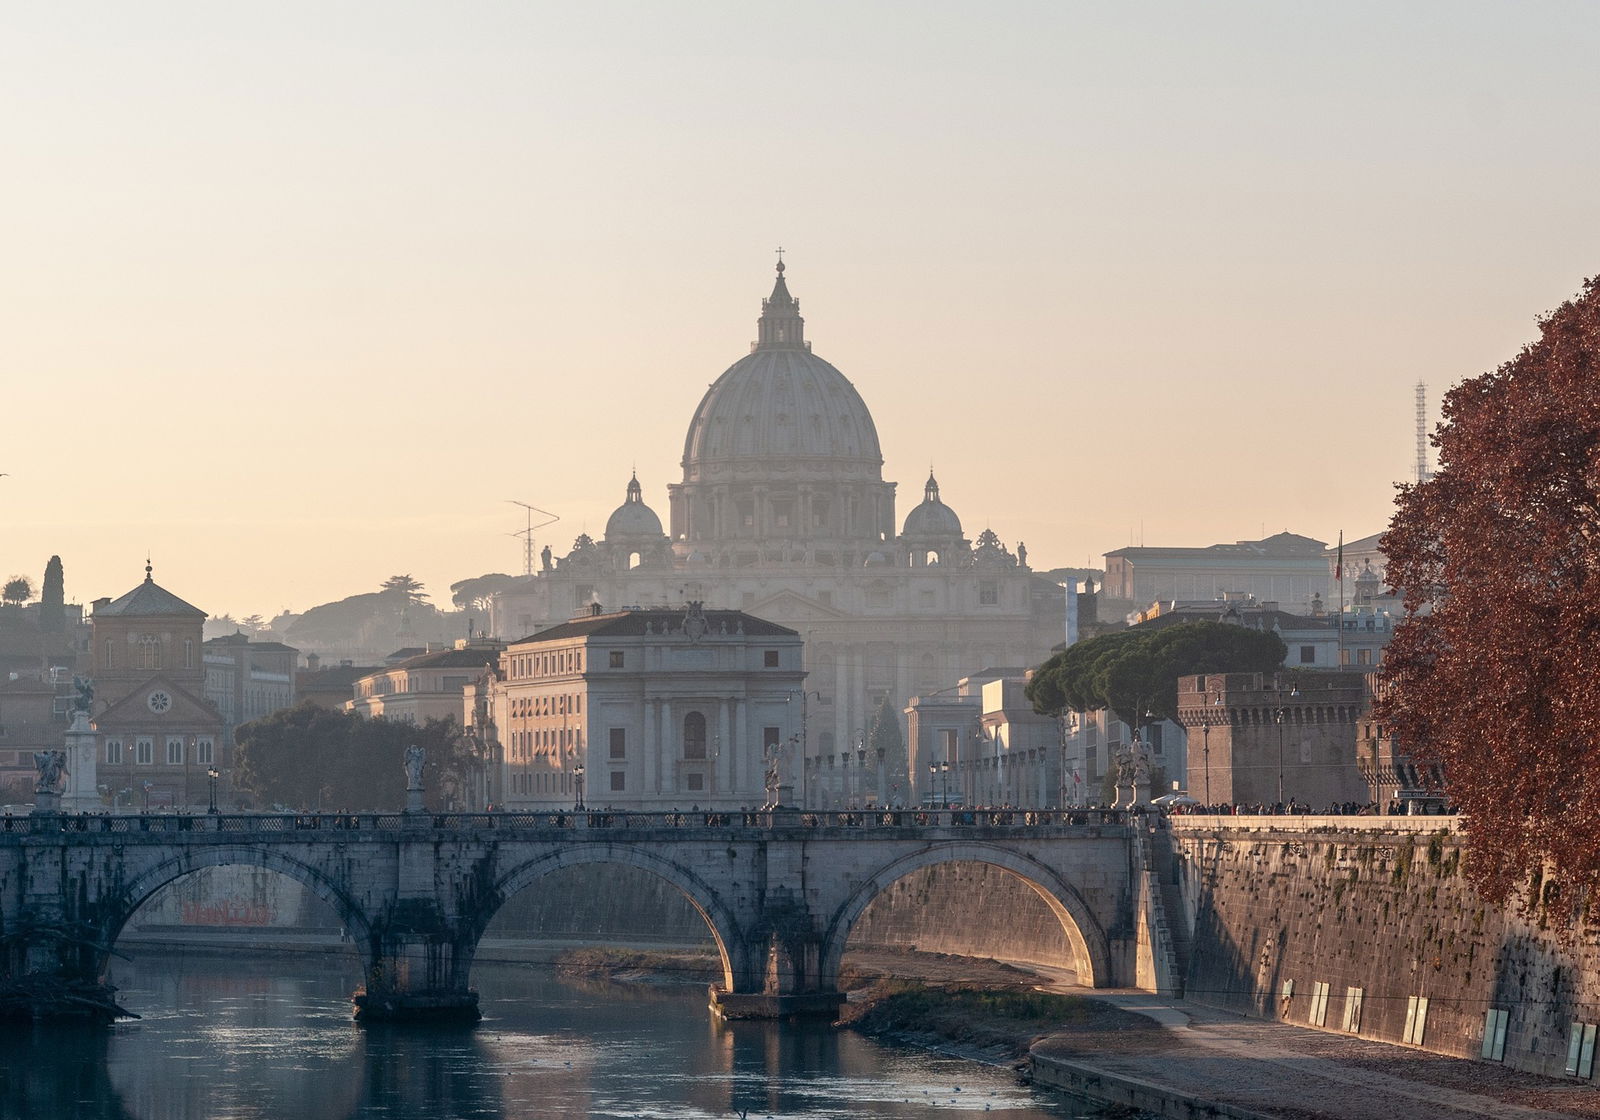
{"left": 106, "top": 846, "right": 375, "bottom": 961}
{"left": 819, "top": 842, "right": 1113, "bottom": 990}
{"left": 475, "top": 845, "right": 746, "bottom": 992}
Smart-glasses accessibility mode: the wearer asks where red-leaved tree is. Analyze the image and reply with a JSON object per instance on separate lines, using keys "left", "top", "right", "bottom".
{"left": 1379, "top": 276, "right": 1600, "bottom": 922}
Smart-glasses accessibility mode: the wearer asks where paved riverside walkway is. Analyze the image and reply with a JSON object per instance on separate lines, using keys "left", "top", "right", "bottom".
{"left": 1032, "top": 993, "right": 1599, "bottom": 1120}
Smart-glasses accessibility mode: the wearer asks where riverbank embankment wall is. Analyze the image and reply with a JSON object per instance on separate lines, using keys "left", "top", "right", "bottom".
{"left": 1170, "top": 817, "right": 1600, "bottom": 1081}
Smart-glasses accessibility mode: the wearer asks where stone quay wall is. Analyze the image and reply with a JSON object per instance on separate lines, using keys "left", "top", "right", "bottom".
{"left": 1170, "top": 817, "right": 1600, "bottom": 1081}
{"left": 847, "top": 863, "right": 1075, "bottom": 970}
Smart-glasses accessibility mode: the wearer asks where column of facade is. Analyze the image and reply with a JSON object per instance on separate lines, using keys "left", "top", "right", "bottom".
{"left": 851, "top": 651, "right": 867, "bottom": 804}
{"left": 731, "top": 698, "right": 746, "bottom": 797}
{"left": 833, "top": 652, "right": 849, "bottom": 807}
{"left": 717, "top": 701, "right": 732, "bottom": 798}
{"left": 651, "top": 699, "right": 666, "bottom": 796}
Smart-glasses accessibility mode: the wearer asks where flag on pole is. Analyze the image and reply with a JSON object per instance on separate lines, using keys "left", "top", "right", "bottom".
{"left": 1072, "top": 769, "right": 1082, "bottom": 786}
{"left": 1334, "top": 530, "right": 1344, "bottom": 581}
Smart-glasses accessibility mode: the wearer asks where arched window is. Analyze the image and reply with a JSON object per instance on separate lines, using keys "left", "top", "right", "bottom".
{"left": 183, "top": 639, "right": 194, "bottom": 669}
{"left": 683, "top": 711, "right": 708, "bottom": 760}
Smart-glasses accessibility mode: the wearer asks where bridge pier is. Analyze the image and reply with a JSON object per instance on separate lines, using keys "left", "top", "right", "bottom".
{"left": 352, "top": 902, "right": 480, "bottom": 1024}
{"left": 709, "top": 895, "right": 845, "bottom": 1020}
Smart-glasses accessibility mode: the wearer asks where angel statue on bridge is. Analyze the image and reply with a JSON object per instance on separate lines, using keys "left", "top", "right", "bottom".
{"left": 34, "top": 750, "right": 67, "bottom": 794}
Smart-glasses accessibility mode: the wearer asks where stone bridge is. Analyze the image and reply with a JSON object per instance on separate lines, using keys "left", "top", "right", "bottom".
{"left": 0, "top": 808, "right": 1145, "bottom": 1021}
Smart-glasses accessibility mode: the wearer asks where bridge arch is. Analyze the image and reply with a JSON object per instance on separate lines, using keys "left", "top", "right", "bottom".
{"left": 107, "top": 845, "right": 375, "bottom": 952}
{"left": 819, "top": 842, "right": 1114, "bottom": 990}
{"left": 478, "top": 844, "right": 747, "bottom": 992}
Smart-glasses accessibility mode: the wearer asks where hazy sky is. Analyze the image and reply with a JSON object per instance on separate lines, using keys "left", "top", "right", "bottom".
{"left": 5, "top": 1, "right": 1599, "bottom": 619}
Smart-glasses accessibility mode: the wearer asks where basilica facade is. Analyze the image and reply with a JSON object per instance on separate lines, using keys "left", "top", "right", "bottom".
{"left": 489, "top": 263, "right": 1064, "bottom": 804}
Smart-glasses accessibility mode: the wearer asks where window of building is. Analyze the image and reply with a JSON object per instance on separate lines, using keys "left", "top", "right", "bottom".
{"left": 686, "top": 773, "right": 704, "bottom": 792}
{"left": 683, "top": 712, "right": 707, "bottom": 760}
{"left": 184, "top": 639, "right": 194, "bottom": 669}
{"left": 1299, "top": 645, "right": 1316, "bottom": 664}
{"left": 741, "top": 592, "right": 756, "bottom": 610}
{"left": 104, "top": 639, "right": 114, "bottom": 669}
{"left": 610, "top": 771, "right": 626, "bottom": 792}
{"left": 575, "top": 585, "right": 594, "bottom": 607}
{"left": 1357, "top": 648, "right": 1372, "bottom": 665}
{"left": 197, "top": 738, "right": 214, "bottom": 765}
{"left": 609, "top": 728, "right": 626, "bottom": 759}
{"left": 167, "top": 738, "right": 185, "bottom": 765}
{"left": 979, "top": 581, "right": 998, "bottom": 606}
{"left": 136, "top": 738, "right": 154, "bottom": 765}
{"left": 607, "top": 649, "right": 625, "bottom": 669}
{"left": 817, "top": 589, "right": 832, "bottom": 608}
{"left": 105, "top": 740, "right": 123, "bottom": 765}
{"left": 763, "top": 726, "right": 781, "bottom": 752}
{"left": 763, "top": 650, "right": 779, "bottom": 668}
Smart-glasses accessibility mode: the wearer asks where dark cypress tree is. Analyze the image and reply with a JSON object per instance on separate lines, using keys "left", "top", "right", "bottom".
{"left": 39, "top": 556, "right": 64, "bottom": 632}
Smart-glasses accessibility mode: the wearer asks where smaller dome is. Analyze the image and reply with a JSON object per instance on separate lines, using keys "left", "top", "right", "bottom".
{"left": 901, "top": 472, "right": 963, "bottom": 538}
{"left": 605, "top": 475, "right": 665, "bottom": 540}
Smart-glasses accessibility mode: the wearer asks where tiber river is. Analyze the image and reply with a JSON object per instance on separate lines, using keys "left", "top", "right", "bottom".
{"left": 0, "top": 951, "right": 1118, "bottom": 1120}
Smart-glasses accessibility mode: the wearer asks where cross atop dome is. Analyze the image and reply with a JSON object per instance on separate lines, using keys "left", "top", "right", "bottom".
{"left": 756, "top": 254, "right": 805, "bottom": 351}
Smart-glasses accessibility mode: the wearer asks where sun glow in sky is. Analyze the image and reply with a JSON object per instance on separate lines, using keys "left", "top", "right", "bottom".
{"left": 4, "top": 1, "right": 1599, "bottom": 618}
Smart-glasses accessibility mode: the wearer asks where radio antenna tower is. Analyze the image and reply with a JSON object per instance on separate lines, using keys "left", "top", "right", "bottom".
{"left": 1414, "top": 381, "right": 1432, "bottom": 484}
{"left": 507, "top": 500, "right": 560, "bottom": 577}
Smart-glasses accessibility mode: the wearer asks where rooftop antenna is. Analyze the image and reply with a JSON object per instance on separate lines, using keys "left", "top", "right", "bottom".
{"left": 507, "top": 500, "right": 560, "bottom": 577}
{"left": 1414, "top": 380, "right": 1432, "bottom": 484}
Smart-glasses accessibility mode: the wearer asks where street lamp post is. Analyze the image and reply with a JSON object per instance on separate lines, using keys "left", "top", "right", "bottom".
{"left": 141, "top": 781, "right": 152, "bottom": 813}
{"left": 206, "top": 767, "right": 219, "bottom": 814}
{"left": 1274, "top": 683, "right": 1302, "bottom": 811}
{"left": 786, "top": 690, "right": 827, "bottom": 808}
{"left": 574, "top": 765, "right": 585, "bottom": 811}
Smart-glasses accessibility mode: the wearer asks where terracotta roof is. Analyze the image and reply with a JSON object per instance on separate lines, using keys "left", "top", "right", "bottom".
{"left": 388, "top": 647, "right": 502, "bottom": 671}
{"left": 204, "top": 633, "right": 298, "bottom": 652}
{"left": 96, "top": 575, "right": 205, "bottom": 618}
{"left": 513, "top": 608, "right": 796, "bottom": 645}
{"left": 296, "top": 665, "right": 376, "bottom": 689}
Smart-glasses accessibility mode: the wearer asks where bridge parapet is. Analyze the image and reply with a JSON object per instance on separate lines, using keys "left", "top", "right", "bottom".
{"left": 0, "top": 807, "right": 1134, "bottom": 841}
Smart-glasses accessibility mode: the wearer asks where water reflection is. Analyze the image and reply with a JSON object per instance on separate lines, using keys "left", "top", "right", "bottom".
{"left": 0, "top": 952, "right": 1094, "bottom": 1119}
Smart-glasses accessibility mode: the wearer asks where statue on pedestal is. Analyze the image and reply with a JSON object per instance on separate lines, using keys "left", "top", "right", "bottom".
{"left": 34, "top": 750, "right": 67, "bottom": 794}
{"left": 404, "top": 745, "right": 426, "bottom": 791}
